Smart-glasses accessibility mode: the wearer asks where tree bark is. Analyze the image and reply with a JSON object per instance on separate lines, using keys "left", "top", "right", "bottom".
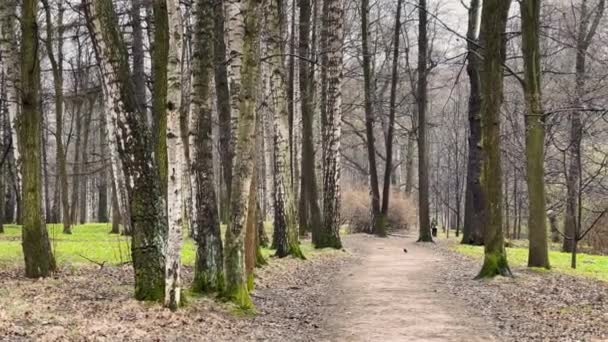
{"left": 476, "top": 0, "right": 512, "bottom": 278}
{"left": 83, "top": 0, "right": 168, "bottom": 301}
{"left": 316, "top": 0, "right": 343, "bottom": 249}
{"left": 191, "top": 0, "right": 224, "bottom": 294}
{"left": 19, "top": 0, "right": 57, "bottom": 278}
{"left": 152, "top": 0, "right": 169, "bottom": 198}
{"left": 297, "top": 0, "right": 322, "bottom": 237}
{"left": 0, "top": 0, "right": 22, "bottom": 224}
{"left": 462, "top": 0, "right": 484, "bottom": 246}
{"left": 131, "top": 0, "right": 147, "bottom": 117}
{"left": 267, "top": 0, "right": 305, "bottom": 258}
{"left": 416, "top": 0, "right": 432, "bottom": 242}
{"left": 165, "top": 0, "right": 185, "bottom": 310}
{"left": 360, "top": 0, "right": 382, "bottom": 236}
{"left": 520, "top": 0, "right": 550, "bottom": 269}
{"left": 223, "top": 0, "right": 262, "bottom": 309}
{"left": 213, "top": 0, "right": 233, "bottom": 217}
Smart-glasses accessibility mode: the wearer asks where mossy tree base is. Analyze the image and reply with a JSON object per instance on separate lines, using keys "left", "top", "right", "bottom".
{"left": 192, "top": 271, "right": 225, "bottom": 294}
{"left": 223, "top": 282, "right": 254, "bottom": 310}
{"left": 475, "top": 252, "right": 513, "bottom": 279}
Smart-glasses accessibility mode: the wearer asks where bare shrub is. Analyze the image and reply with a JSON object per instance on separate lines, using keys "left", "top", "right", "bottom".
{"left": 340, "top": 187, "right": 416, "bottom": 233}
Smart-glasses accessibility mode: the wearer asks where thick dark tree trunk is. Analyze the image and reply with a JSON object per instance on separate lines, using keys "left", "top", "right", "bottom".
{"left": 297, "top": 0, "right": 321, "bottom": 237}
{"left": 380, "top": 0, "right": 402, "bottom": 221}
{"left": 191, "top": 0, "right": 224, "bottom": 293}
{"left": 361, "top": 0, "right": 383, "bottom": 236}
{"left": 476, "top": 0, "right": 512, "bottom": 278}
{"left": 152, "top": 0, "right": 169, "bottom": 198}
{"left": 20, "top": 0, "right": 57, "bottom": 277}
{"left": 461, "top": 0, "right": 484, "bottom": 246}
{"left": 214, "top": 0, "right": 233, "bottom": 214}
{"left": 416, "top": 0, "right": 432, "bottom": 242}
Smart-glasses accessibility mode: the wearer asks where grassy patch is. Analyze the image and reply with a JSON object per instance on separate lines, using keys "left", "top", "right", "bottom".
{"left": 453, "top": 243, "right": 608, "bottom": 282}
{"left": 0, "top": 223, "right": 193, "bottom": 267}
{"left": 0, "top": 222, "right": 329, "bottom": 268}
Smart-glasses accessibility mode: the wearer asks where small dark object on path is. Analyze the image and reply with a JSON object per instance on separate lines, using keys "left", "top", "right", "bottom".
{"left": 403, "top": 248, "right": 408, "bottom": 253}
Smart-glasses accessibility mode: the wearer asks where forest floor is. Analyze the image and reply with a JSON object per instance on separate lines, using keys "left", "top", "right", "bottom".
{"left": 2, "top": 230, "right": 608, "bottom": 341}
{"left": 324, "top": 232, "right": 608, "bottom": 341}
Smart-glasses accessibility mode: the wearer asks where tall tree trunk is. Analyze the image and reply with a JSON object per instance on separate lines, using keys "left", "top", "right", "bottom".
{"left": 476, "top": 0, "right": 512, "bottom": 278}
{"left": 360, "top": 0, "right": 382, "bottom": 236}
{"left": 165, "top": 0, "right": 185, "bottom": 310}
{"left": 268, "top": 0, "right": 305, "bottom": 258}
{"left": 462, "top": 0, "right": 484, "bottom": 245}
{"left": 0, "top": 0, "right": 22, "bottom": 225}
{"left": 191, "top": 0, "right": 224, "bottom": 294}
{"left": 223, "top": 0, "right": 262, "bottom": 309}
{"left": 316, "top": 0, "right": 343, "bottom": 249}
{"left": 416, "top": 0, "right": 432, "bottom": 242}
{"left": 152, "top": 0, "right": 169, "bottom": 197}
{"left": 20, "top": 0, "right": 57, "bottom": 278}
{"left": 213, "top": 0, "right": 233, "bottom": 219}
{"left": 520, "top": 0, "right": 549, "bottom": 269}
{"left": 297, "top": 0, "right": 322, "bottom": 237}
{"left": 84, "top": 0, "right": 168, "bottom": 301}
{"left": 380, "top": 0, "right": 402, "bottom": 218}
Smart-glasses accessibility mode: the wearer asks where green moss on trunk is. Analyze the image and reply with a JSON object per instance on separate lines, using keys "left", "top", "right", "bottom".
{"left": 475, "top": 251, "right": 512, "bottom": 278}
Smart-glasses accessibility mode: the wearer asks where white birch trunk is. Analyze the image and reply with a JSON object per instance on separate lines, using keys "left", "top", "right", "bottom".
{"left": 0, "top": 0, "right": 22, "bottom": 195}
{"left": 165, "top": 0, "right": 185, "bottom": 310}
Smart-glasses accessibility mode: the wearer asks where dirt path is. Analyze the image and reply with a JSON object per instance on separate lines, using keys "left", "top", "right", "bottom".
{"left": 323, "top": 233, "right": 496, "bottom": 342}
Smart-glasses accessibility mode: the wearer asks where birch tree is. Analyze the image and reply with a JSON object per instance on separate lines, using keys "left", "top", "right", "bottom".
{"left": 0, "top": 0, "right": 22, "bottom": 208}
{"left": 165, "top": 0, "right": 185, "bottom": 310}
{"left": 223, "top": 0, "right": 262, "bottom": 309}
{"left": 20, "top": 0, "right": 57, "bottom": 278}
{"left": 316, "top": 0, "right": 343, "bottom": 249}
{"left": 267, "top": 0, "right": 305, "bottom": 258}
{"left": 191, "top": 0, "right": 224, "bottom": 294}
{"left": 83, "top": 0, "right": 168, "bottom": 301}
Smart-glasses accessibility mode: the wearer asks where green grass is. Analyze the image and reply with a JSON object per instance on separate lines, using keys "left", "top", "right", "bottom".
{"left": 453, "top": 243, "right": 608, "bottom": 282}
{"left": 0, "top": 222, "right": 327, "bottom": 268}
